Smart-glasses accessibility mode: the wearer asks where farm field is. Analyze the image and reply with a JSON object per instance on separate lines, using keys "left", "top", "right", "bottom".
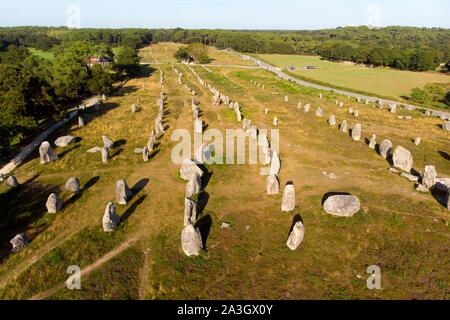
{"left": 0, "top": 43, "right": 449, "bottom": 300}
{"left": 257, "top": 54, "right": 450, "bottom": 101}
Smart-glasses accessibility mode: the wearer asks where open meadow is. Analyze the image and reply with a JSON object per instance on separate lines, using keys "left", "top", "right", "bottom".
{"left": 0, "top": 43, "right": 449, "bottom": 300}
{"left": 257, "top": 54, "right": 450, "bottom": 101}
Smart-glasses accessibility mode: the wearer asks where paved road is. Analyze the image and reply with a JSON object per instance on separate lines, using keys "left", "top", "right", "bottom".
{"left": 242, "top": 54, "right": 450, "bottom": 120}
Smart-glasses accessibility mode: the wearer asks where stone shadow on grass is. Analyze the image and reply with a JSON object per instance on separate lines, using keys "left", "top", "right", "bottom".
{"left": 321, "top": 192, "right": 351, "bottom": 206}
{"left": 438, "top": 151, "right": 450, "bottom": 161}
{"left": 130, "top": 178, "right": 149, "bottom": 200}
{"left": 121, "top": 195, "right": 147, "bottom": 221}
{"left": 195, "top": 214, "right": 212, "bottom": 251}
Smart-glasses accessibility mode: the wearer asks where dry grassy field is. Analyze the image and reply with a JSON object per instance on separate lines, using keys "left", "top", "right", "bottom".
{"left": 0, "top": 43, "right": 448, "bottom": 300}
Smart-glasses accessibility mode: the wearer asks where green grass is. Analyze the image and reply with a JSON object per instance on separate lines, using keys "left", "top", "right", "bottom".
{"left": 257, "top": 54, "right": 450, "bottom": 102}
{"left": 29, "top": 48, "right": 54, "bottom": 61}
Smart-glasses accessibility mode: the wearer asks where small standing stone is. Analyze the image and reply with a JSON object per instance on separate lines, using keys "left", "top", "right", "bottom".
{"left": 101, "top": 147, "right": 109, "bottom": 163}
{"left": 422, "top": 165, "right": 437, "bottom": 190}
{"left": 184, "top": 197, "right": 197, "bottom": 227}
{"left": 180, "top": 159, "right": 204, "bottom": 181}
{"left": 328, "top": 115, "right": 336, "bottom": 126}
{"left": 316, "top": 107, "right": 323, "bottom": 117}
{"left": 273, "top": 117, "right": 278, "bottom": 126}
{"left": 186, "top": 173, "right": 202, "bottom": 198}
{"left": 413, "top": 137, "right": 421, "bottom": 146}
{"left": 281, "top": 183, "right": 295, "bottom": 212}
{"left": 286, "top": 221, "right": 305, "bottom": 251}
{"left": 103, "top": 202, "right": 121, "bottom": 232}
{"left": 369, "top": 134, "right": 376, "bottom": 149}
{"left": 6, "top": 175, "right": 19, "bottom": 188}
{"left": 102, "top": 135, "right": 114, "bottom": 149}
{"left": 78, "top": 116, "right": 85, "bottom": 127}
{"left": 270, "top": 151, "right": 281, "bottom": 176}
{"left": 266, "top": 174, "right": 279, "bottom": 195}
{"left": 142, "top": 147, "right": 150, "bottom": 162}
{"left": 39, "top": 141, "right": 58, "bottom": 164}
{"left": 340, "top": 120, "right": 348, "bottom": 133}
{"left": 352, "top": 123, "right": 362, "bottom": 141}
{"left": 379, "top": 139, "right": 393, "bottom": 159}
{"left": 10, "top": 233, "right": 29, "bottom": 253}
{"left": 64, "top": 177, "right": 80, "bottom": 194}
{"left": 115, "top": 179, "right": 132, "bottom": 205}
{"left": 46, "top": 193, "right": 62, "bottom": 213}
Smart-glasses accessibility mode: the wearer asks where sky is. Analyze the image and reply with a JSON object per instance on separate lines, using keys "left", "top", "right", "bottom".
{"left": 0, "top": 0, "right": 448, "bottom": 30}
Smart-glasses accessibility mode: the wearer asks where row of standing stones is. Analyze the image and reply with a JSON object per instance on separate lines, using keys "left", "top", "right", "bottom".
{"left": 6, "top": 67, "right": 450, "bottom": 255}
{"left": 7, "top": 69, "right": 170, "bottom": 253}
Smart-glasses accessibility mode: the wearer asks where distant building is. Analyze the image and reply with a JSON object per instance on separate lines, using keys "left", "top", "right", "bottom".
{"left": 286, "top": 66, "right": 295, "bottom": 71}
{"left": 88, "top": 57, "right": 112, "bottom": 67}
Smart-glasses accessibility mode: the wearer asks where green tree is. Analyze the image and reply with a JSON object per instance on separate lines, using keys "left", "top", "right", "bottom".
{"left": 51, "top": 41, "right": 91, "bottom": 99}
{"left": 410, "top": 87, "right": 430, "bottom": 104}
{"left": 114, "top": 46, "right": 140, "bottom": 75}
{"left": 88, "top": 65, "right": 113, "bottom": 95}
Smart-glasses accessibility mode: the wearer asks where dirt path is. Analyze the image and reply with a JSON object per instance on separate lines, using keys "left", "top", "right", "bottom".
{"left": 29, "top": 236, "right": 139, "bottom": 300}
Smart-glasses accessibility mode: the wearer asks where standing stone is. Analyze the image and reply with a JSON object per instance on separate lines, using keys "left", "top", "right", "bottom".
{"left": 316, "top": 107, "right": 323, "bottom": 117}
{"left": 352, "top": 123, "right": 362, "bottom": 141}
{"left": 264, "top": 108, "right": 269, "bottom": 115}
{"left": 180, "top": 159, "right": 204, "bottom": 181}
{"left": 55, "top": 135, "right": 75, "bottom": 147}
{"left": 286, "top": 221, "right": 305, "bottom": 251}
{"left": 348, "top": 107, "right": 354, "bottom": 114}
{"left": 181, "top": 224, "right": 203, "bottom": 257}
{"left": 147, "top": 131, "right": 156, "bottom": 151}
{"left": 281, "top": 183, "right": 295, "bottom": 212}
{"left": 78, "top": 116, "right": 85, "bottom": 127}
{"left": 304, "top": 104, "right": 310, "bottom": 112}
{"left": 87, "top": 146, "right": 103, "bottom": 153}
{"left": 131, "top": 104, "right": 138, "bottom": 113}
{"left": 142, "top": 147, "right": 150, "bottom": 162}
{"left": 39, "top": 141, "right": 58, "bottom": 164}
{"left": 101, "top": 147, "right": 109, "bottom": 163}
{"left": 379, "top": 139, "right": 393, "bottom": 159}
{"left": 6, "top": 175, "right": 19, "bottom": 188}
{"left": 266, "top": 174, "right": 279, "bottom": 195}
{"left": 353, "top": 110, "right": 359, "bottom": 117}
{"left": 10, "top": 233, "right": 28, "bottom": 253}
{"left": 115, "top": 179, "right": 132, "bottom": 205}
{"left": 64, "top": 177, "right": 80, "bottom": 194}
{"left": 369, "top": 134, "right": 376, "bottom": 149}
{"left": 102, "top": 135, "right": 114, "bottom": 149}
{"left": 328, "top": 115, "right": 336, "bottom": 126}
{"left": 392, "top": 146, "right": 413, "bottom": 172}
{"left": 273, "top": 117, "right": 278, "bottom": 126}
{"left": 323, "top": 195, "right": 360, "bottom": 217}
{"left": 443, "top": 121, "right": 450, "bottom": 131}
{"left": 186, "top": 173, "right": 201, "bottom": 198}
{"left": 46, "top": 193, "right": 62, "bottom": 213}
{"left": 390, "top": 104, "right": 397, "bottom": 113}
{"left": 297, "top": 102, "right": 302, "bottom": 110}
{"left": 284, "top": 96, "right": 289, "bottom": 102}
{"left": 340, "top": 120, "right": 348, "bottom": 133}
{"left": 184, "top": 197, "right": 197, "bottom": 226}
{"left": 422, "top": 165, "right": 437, "bottom": 190}
{"left": 103, "top": 202, "right": 121, "bottom": 232}
{"left": 414, "top": 137, "right": 421, "bottom": 146}
{"left": 270, "top": 151, "right": 281, "bottom": 176}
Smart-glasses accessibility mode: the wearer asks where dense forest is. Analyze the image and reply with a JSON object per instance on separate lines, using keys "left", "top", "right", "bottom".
{"left": 0, "top": 26, "right": 449, "bottom": 161}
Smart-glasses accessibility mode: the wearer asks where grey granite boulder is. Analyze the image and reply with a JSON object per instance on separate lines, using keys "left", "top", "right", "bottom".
{"left": 181, "top": 224, "right": 203, "bottom": 256}
{"left": 39, "top": 141, "right": 58, "bottom": 164}
{"left": 64, "top": 177, "right": 81, "bottom": 194}
{"left": 46, "top": 193, "right": 62, "bottom": 213}
{"left": 55, "top": 135, "right": 76, "bottom": 147}
{"left": 286, "top": 221, "right": 305, "bottom": 251}
{"left": 392, "top": 145, "right": 413, "bottom": 172}
{"left": 323, "top": 195, "right": 360, "bottom": 217}
{"left": 10, "top": 233, "right": 29, "bottom": 253}
{"left": 115, "top": 179, "right": 132, "bottom": 205}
